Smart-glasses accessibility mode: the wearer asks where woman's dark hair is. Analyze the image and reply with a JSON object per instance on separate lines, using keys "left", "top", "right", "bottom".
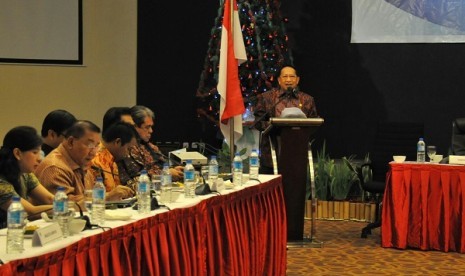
{"left": 0, "top": 126, "right": 43, "bottom": 195}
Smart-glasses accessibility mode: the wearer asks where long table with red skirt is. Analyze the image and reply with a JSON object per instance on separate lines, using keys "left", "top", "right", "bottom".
{"left": 0, "top": 175, "right": 287, "bottom": 275}
{"left": 382, "top": 162, "right": 465, "bottom": 253}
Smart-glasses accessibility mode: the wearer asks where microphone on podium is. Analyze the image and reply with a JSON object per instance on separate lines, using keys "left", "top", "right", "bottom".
{"left": 285, "top": 87, "right": 298, "bottom": 98}
{"left": 280, "top": 87, "right": 293, "bottom": 98}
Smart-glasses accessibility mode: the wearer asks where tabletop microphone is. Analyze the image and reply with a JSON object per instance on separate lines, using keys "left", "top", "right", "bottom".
{"left": 91, "top": 165, "right": 119, "bottom": 176}
{"left": 73, "top": 201, "right": 93, "bottom": 230}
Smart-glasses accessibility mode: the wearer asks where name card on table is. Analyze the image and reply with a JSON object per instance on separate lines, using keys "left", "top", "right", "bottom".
{"left": 32, "top": 222, "right": 63, "bottom": 247}
{"left": 449, "top": 155, "right": 465, "bottom": 165}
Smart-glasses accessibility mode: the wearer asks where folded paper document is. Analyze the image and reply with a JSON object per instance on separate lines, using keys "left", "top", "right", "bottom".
{"left": 449, "top": 155, "right": 465, "bottom": 165}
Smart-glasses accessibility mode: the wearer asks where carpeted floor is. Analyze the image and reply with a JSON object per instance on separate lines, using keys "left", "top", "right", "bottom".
{"left": 286, "top": 220, "right": 465, "bottom": 275}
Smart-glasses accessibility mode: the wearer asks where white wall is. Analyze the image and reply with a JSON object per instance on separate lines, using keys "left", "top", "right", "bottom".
{"left": 0, "top": 0, "right": 137, "bottom": 138}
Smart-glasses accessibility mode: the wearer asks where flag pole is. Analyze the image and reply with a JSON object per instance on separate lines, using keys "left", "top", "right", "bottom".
{"left": 229, "top": 118, "right": 235, "bottom": 174}
{"left": 218, "top": 0, "right": 245, "bottom": 173}
{"left": 229, "top": 0, "right": 235, "bottom": 173}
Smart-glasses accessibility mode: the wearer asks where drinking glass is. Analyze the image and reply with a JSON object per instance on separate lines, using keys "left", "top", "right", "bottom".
{"left": 194, "top": 171, "right": 203, "bottom": 186}
{"left": 427, "top": 145, "right": 437, "bottom": 162}
{"left": 151, "top": 175, "right": 162, "bottom": 194}
{"left": 200, "top": 166, "right": 209, "bottom": 183}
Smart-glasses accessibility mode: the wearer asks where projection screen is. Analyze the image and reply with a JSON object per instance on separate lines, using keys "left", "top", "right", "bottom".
{"left": 0, "top": 0, "right": 82, "bottom": 64}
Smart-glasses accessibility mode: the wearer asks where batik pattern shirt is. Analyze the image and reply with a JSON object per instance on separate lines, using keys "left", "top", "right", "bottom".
{"left": 117, "top": 140, "right": 166, "bottom": 191}
{"left": 0, "top": 173, "right": 40, "bottom": 228}
{"left": 254, "top": 88, "right": 318, "bottom": 169}
{"left": 89, "top": 144, "right": 121, "bottom": 192}
{"left": 35, "top": 144, "right": 93, "bottom": 202}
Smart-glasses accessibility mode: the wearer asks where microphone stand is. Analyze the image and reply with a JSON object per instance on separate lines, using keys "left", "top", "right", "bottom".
{"left": 91, "top": 165, "right": 118, "bottom": 176}
{"left": 73, "top": 201, "right": 93, "bottom": 230}
{"left": 90, "top": 165, "right": 120, "bottom": 183}
{"left": 90, "top": 166, "right": 106, "bottom": 182}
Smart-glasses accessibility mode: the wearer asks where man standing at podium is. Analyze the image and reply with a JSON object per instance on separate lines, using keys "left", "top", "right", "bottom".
{"left": 254, "top": 65, "right": 318, "bottom": 174}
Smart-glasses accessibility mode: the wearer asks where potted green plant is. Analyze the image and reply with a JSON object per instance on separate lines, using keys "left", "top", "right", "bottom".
{"left": 313, "top": 141, "right": 368, "bottom": 220}
{"left": 331, "top": 156, "right": 359, "bottom": 200}
{"left": 330, "top": 156, "right": 359, "bottom": 219}
{"left": 314, "top": 141, "right": 333, "bottom": 201}
{"left": 313, "top": 141, "right": 334, "bottom": 218}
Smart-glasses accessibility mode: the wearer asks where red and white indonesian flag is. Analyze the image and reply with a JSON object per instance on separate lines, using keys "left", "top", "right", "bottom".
{"left": 218, "top": 0, "right": 247, "bottom": 146}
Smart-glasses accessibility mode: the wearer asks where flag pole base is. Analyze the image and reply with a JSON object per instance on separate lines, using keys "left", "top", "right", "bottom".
{"left": 287, "top": 237, "right": 324, "bottom": 248}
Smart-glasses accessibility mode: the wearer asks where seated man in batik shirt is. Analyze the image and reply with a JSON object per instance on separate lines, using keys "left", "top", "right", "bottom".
{"left": 89, "top": 122, "right": 136, "bottom": 199}
{"left": 117, "top": 105, "right": 184, "bottom": 190}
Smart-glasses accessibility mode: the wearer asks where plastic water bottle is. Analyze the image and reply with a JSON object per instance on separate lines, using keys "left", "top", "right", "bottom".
{"left": 417, "top": 138, "right": 426, "bottom": 162}
{"left": 6, "top": 196, "right": 24, "bottom": 254}
{"left": 138, "top": 170, "right": 151, "bottom": 214}
{"left": 249, "top": 149, "right": 259, "bottom": 180}
{"left": 54, "top": 186, "right": 69, "bottom": 238}
{"left": 92, "top": 177, "right": 106, "bottom": 225}
{"left": 160, "top": 163, "right": 172, "bottom": 204}
{"left": 208, "top": 155, "right": 219, "bottom": 185}
{"left": 184, "top": 160, "right": 196, "bottom": 198}
{"left": 233, "top": 153, "right": 243, "bottom": 186}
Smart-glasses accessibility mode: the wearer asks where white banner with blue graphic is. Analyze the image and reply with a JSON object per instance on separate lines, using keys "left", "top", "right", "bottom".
{"left": 351, "top": 0, "right": 465, "bottom": 43}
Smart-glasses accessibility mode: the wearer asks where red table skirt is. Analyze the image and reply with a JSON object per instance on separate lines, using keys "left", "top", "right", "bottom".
{"left": 382, "top": 163, "right": 465, "bottom": 253}
{"left": 0, "top": 176, "right": 286, "bottom": 275}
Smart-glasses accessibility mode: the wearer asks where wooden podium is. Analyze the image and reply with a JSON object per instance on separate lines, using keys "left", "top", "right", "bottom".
{"left": 268, "top": 117, "right": 324, "bottom": 242}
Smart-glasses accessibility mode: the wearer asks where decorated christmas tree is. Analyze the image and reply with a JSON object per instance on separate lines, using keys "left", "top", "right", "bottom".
{"left": 196, "top": 0, "right": 293, "bottom": 145}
